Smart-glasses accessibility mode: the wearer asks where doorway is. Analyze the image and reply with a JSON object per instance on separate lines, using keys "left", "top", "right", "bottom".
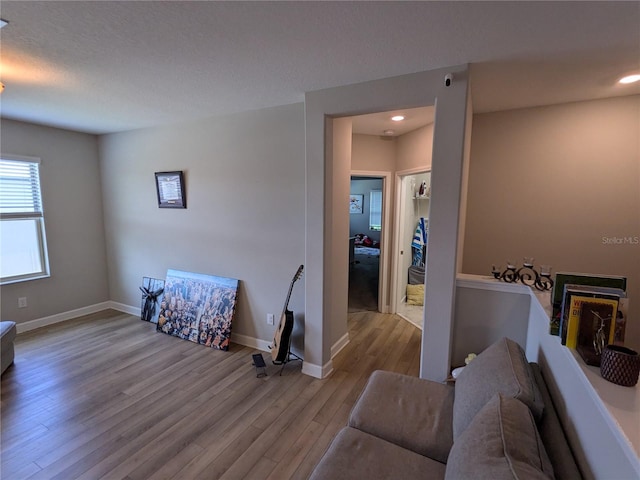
{"left": 303, "top": 65, "right": 470, "bottom": 381}
{"left": 348, "top": 176, "right": 383, "bottom": 312}
{"left": 394, "top": 170, "right": 431, "bottom": 329}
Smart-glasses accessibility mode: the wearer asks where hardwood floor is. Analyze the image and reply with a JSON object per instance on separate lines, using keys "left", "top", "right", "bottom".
{"left": 1, "top": 309, "right": 421, "bottom": 479}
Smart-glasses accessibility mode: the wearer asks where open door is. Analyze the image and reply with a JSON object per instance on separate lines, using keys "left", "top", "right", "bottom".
{"left": 394, "top": 170, "right": 431, "bottom": 329}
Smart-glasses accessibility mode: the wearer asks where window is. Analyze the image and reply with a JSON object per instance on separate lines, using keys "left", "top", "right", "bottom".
{"left": 369, "top": 190, "right": 382, "bottom": 231}
{"left": 0, "top": 155, "right": 50, "bottom": 284}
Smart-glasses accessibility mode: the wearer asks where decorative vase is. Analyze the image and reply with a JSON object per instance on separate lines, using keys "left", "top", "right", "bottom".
{"left": 600, "top": 345, "right": 640, "bottom": 387}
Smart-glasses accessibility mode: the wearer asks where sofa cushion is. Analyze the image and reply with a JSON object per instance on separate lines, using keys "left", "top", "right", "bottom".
{"left": 453, "top": 337, "right": 544, "bottom": 439}
{"left": 309, "top": 427, "right": 447, "bottom": 480}
{"left": 348, "top": 370, "right": 454, "bottom": 463}
{"left": 445, "top": 394, "right": 554, "bottom": 480}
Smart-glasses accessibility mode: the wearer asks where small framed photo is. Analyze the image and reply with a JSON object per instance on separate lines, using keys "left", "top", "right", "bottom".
{"left": 155, "top": 171, "right": 186, "bottom": 208}
{"left": 350, "top": 194, "right": 364, "bottom": 214}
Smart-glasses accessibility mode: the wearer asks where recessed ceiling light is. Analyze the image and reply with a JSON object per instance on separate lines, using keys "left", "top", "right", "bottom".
{"left": 619, "top": 74, "right": 640, "bottom": 84}
{"left": 391, "top": 115, "right": 405, "bottom": 122}
{"left": 383, "top": 129, "right": 395, "bottom": 136}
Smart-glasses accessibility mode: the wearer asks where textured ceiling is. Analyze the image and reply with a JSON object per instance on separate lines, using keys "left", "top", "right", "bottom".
{"left": 0, "top": 1, "right": 638, "bottom": 135}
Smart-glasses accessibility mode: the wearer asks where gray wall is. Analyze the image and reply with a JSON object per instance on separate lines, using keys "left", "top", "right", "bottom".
{"left": 98, "top": 103, "right": 305, "bottom": 345}
{"left": 463, "top": 95, "right": 640, "bottom": 351}
{"left": 0, "top": 119, "right": 109, "bottom": 324}
{"left": 5, "top": 92, "right": 636, "bottom": 370}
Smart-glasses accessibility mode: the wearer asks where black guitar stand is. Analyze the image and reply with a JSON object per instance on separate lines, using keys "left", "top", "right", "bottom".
{"left": 274, "top": 351, "right": 302, "bottom": 376}
{"left": 252, "top": 353, "right": 268, "bottom": 378}
{"left": 273, "top": 333, "right": 302, "bottom": 376}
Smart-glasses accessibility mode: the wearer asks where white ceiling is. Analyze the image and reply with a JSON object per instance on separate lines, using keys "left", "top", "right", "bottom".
{"left": 351, "top": 106, "right": 435, "bottom": 137}
{"left": 0, "top": 1, "right": 638, "bottom": 135}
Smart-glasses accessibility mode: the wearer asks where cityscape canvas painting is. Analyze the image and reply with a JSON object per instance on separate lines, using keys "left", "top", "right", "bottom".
{"left": 156, "top": 269, "right": 239, "bottom": 351}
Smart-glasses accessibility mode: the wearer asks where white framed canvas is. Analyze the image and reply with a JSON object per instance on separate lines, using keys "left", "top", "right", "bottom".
{"left": 157, "top": 269, "right": 239, "bottom": 351}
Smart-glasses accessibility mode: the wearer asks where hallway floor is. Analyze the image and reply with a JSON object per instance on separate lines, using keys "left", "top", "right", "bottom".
{"left": 348, "top": 253, "right": 379, "bottom": 312}
{"left": 397, "top": 301, "right": 423, "bottom": 330}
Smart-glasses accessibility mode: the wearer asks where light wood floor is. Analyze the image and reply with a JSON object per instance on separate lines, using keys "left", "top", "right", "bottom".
{"left": 1, "top": 309, "right": 421, "bottom": 479}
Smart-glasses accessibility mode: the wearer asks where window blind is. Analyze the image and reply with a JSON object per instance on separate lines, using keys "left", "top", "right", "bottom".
{"left": 0, "top": 158, "right": 43, "bottom": 217}
{"left": 369, "top": 190, "right": 382, "bottom": 230}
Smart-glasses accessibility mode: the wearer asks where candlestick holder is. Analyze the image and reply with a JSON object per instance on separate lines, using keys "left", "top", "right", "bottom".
{"left": 491, "top": 258, "right": 554, "bottom": 291}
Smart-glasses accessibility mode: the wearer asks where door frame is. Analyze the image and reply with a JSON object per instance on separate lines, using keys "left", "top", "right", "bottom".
{"left": 391, "top": 167, "right": 431, "bottom": 315}
{"left": 350, "top": 169, "right": 392, "bottom": 313}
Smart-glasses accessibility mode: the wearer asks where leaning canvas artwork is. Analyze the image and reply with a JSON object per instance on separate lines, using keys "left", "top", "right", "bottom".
{"left": 156, "top": 269, "right": 239, "bottom": 351}
{"left": 140, "top": 277, "right": 165, "bottom": 323}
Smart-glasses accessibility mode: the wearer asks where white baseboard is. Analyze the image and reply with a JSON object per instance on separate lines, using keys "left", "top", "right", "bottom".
{"left": 16, "top": 301, "right": 112, "bottom": 334}
{"left": 109, "top": 301, "right": 141, "bottom": 317}
{"left": 331, "top": 332, "right": 350, "bottom": 358}
{"left": 231, "top": 333, "right": 271, "bottom": 352}
{"left": 302, "top": 359, "right": 333, "bottom": 379}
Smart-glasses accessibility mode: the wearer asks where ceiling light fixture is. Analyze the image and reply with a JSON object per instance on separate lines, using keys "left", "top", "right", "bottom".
{"left": 391, "top": 115, "right": 405, "bottom": 122}
{"left": 619, "top": 74, "right": 640, "bottom": 84}
{"left": 383, "top": 129, "right": 395, "bottom": 136}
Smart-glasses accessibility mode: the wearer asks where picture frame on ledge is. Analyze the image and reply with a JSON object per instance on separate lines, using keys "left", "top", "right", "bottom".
{"left": 155, "top": 171, "right": 186, "bottom": 209}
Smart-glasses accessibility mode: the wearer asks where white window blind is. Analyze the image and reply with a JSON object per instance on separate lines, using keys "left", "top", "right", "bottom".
{"left": 369, "top": 190, "right": 382, "bottom": 231}
{"left": 0, "top": 159, "right": 43, "bottom": 216}
{"left": 0, "top": 156, "right": 50, "bottom": 284}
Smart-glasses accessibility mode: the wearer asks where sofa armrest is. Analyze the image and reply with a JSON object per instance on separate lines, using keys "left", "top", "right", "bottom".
{"left": 530, "top": 363, "right": 583, "bottom": 479}
{"left": 348, "top": 370, "right": 454, "bottom": 463}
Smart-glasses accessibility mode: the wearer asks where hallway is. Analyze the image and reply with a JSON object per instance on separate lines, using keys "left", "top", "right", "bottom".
{"left": 348, "top": 253, "right": 379, "bottom": 312}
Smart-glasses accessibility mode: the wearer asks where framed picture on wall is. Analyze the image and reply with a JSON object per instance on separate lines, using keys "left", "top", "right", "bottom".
{"left": 155, "top": 171, "right": 186, "bottom": 208}
{"left": 350, "top": 194, "right": 364, "bottom": 214}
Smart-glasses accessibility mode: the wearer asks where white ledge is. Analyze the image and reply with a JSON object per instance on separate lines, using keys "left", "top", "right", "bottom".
{"left": 456, "top": 273, "right": 532, "bottom": 294}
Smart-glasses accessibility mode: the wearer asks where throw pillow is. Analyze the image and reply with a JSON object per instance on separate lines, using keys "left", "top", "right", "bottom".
{"left": 445, "top": 394, "right": 554, "bottom": 480}
{"left": 452, "top": 337, "right": 545, "bottom": 439}
{"left": 406, "top": 284, "right": 424, "bottom": 306}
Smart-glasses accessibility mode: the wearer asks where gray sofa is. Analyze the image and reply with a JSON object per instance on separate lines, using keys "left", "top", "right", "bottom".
{"left": 310, "top": 337, "right": 582, "bottom": 479}
{"left": 1, "top": 321, "right": 17, "bottom": 375}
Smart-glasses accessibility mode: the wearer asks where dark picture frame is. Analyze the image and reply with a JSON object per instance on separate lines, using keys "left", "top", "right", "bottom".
{"left": 155, "top": 171, "right": 186, "bottom": 208}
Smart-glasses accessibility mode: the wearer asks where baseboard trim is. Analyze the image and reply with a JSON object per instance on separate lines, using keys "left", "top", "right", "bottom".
{"left": 231, "top": 333, "right": 271, "bottom": 352}
{"left": 302, "top": 359, "right": 333, "bottom": 379}
{"left": 16, "top": 301, "right": 113, "bottom": 334}
{"left": 109, "top": 301, "right": 141, "bottom": 317}
{"left": 331, "top": 332, "right": 350, "bottom": 358}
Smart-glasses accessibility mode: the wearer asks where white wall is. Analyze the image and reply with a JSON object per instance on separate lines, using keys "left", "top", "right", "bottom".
{"left": 98, "top": 103, "right": 306, "bottom": 348}
{"left": 463, "top": 95, "right": 640, "bottom": 351}
{"left": 0, "top": 119, "right": 109, "bottom": 325}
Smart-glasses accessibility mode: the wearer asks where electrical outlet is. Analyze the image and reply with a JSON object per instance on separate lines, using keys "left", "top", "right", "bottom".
{"left": 267, "top": 313, "right": 275, "bottom": 325}
{"left": 18, "top": 297, "right": 27, "bottom": 308}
